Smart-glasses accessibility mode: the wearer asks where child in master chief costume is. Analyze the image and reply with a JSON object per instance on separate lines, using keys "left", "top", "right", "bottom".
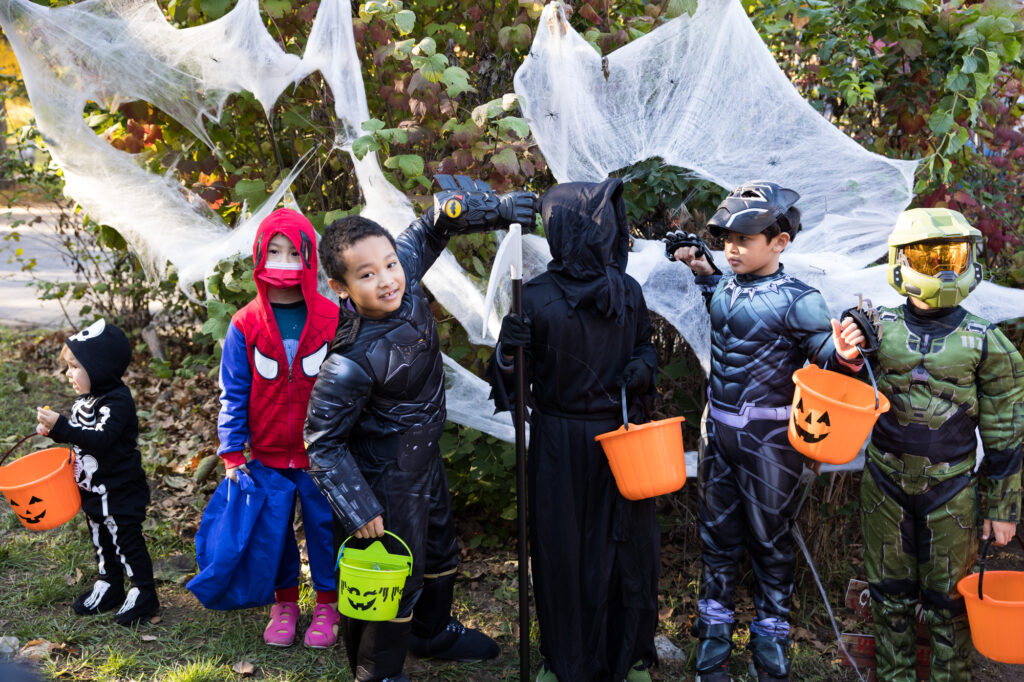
{"left": 855, "top": 208, "right": 1024, "bottom": 682}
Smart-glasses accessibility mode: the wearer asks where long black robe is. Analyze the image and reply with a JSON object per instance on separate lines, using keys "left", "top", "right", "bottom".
{"left": 487, "top": 178, "right": 660, "bottom": 681}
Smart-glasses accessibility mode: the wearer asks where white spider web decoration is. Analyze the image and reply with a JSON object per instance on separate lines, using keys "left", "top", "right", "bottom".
{"left": 3, "top": 0, "right": 1022, "bottom": 449}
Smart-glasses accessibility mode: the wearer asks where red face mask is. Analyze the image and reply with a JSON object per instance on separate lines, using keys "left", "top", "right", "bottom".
{"left": 258, "top": 262, "right": 303, "bottom": 289}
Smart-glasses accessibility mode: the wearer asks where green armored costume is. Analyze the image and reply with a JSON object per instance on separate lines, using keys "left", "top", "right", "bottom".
{"left": 860, "top": 208, "right": 1024, "bottom": 682}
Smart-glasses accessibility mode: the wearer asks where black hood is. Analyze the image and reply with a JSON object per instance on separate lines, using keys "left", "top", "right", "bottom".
{"left": 64, "top": 319, "right": 131, "bottom": 394}
{"left": 540, "top": 178, "right": 630, "bottom": 326}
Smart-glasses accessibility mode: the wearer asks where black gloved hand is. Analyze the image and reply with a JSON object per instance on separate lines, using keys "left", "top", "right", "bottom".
{"left": 498, "top": 313, "right": 531, "bottom": 356}
{"left": 662, "top": 230, "right": 721, "bottom": 274}
{"left": 616, "top": 358, "right": 652, "bottom": 395}
{"left": 497, "top": 191, "right": 539, "bottom": 232}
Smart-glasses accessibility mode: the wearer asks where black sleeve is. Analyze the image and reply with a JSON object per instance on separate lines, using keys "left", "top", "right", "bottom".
{"left": 395, "top": 208, "right": 449, "bottom": 285}
{"left": 304, "top": 352, "right": 385, "bottom": 535}
{"left": 48, "top": 390, "right": 135, "bottom": 458}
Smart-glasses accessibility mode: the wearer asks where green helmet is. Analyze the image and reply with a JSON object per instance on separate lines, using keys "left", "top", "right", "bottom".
{"left": 887, "top": 208, "right": 983, "bottom": 308}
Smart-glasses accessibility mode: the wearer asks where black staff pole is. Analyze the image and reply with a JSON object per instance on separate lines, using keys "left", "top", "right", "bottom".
{"left": 509, "top": 223, "right": 530, "bottom": 682}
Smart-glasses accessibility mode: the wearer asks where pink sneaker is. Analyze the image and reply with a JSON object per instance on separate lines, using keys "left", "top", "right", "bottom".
{"left": 264, "top": 601, "right": 299, "bottom": 647}
{"left": 303, "top": 603, "right": 341, "bottom": 648}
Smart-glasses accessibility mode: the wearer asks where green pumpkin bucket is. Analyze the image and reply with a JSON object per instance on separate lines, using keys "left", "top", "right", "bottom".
{"left": 337, "top": 530, "right": 413, "bottom": 621}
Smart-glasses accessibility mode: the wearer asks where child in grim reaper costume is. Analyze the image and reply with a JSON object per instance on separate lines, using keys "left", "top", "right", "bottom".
{"left": 488, "top": 178, "right": 660, "bottom": 682}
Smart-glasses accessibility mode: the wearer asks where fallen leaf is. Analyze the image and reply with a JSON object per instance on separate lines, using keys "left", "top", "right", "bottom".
{"left": 148, "top": 615, "right": 162, "bottom": 624}
{"left": 162, "top": 475, "right": 191, "bottom": 490}
{"left": 65, "top": 567, "right": 83, "bottom": 585}
{"left": 141, "top": 635, "right": 158, "bottom": 642}
{"left": 232, "top": 660, "right": 256, "bottom": 676}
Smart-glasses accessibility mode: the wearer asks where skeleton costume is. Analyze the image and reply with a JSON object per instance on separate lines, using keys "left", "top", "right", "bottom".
{"left": 860, "top": 209, "right": 1024, "bottom": 682}
{"left": 217, "top": 209, "right": 339, "bottom": 609}
{"left": 48, "top": 319, "right": 158, "bottom": 625}
{"left": 305, "top": 187, "right": 537, "bottom": 681}
{"left": 486, "top": 179, "right": 660, "bottom": 682}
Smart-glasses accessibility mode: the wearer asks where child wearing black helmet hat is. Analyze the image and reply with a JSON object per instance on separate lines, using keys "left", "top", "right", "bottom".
{"left": 665, "top": 181, "right": 864, "bottom": 681}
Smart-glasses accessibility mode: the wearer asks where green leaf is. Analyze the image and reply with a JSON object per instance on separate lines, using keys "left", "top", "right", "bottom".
{"left": 945, "top": 71, "right": 970, "bottom": 92}
{"left": 961, "top": 54, "right": 978, "bottom": 74}
{"left": 897, "top": 0, "right": 926, "bottom": 12}
{"left": 412, "top": 53, "right": 448, "bottom": 82}
{"left": 441, "top": 66, "right": 475, "bottom": 98}
{"left": 232, "top": 179, "right": 267, "bottom": 205}
{"left": 664, "top": 0, "right": 698, "bottom": 19}
{"left": 394, "top": 9, "right": 416, "bottom": 35}
{"left": 85, "top": 112, "right": 112, "bottom": 128}
{"left": 413, "top": 37, "right": 436, "bottom": 56}
{"left": 496, "top": 116, "right": 531, "bottom": 139}
{"left": 384, "top": 154, "right": 424, "bottom": 178}
{"left": 928, "top": 110, "right": 954, "bottom": 136}
{"left": 264, "top": 0, "right": 291, "bottom": 18}
{"left": 897, "top": 38, "right": 922, "bottom": 58}
{"left": 471, "top": 99, "right": 505, "bottom": 127}
{"left": 361, "top": 119, "right": 386, "bottom": 132}
{"left": 489, "top": 147, "right": 519, "bottom": 176}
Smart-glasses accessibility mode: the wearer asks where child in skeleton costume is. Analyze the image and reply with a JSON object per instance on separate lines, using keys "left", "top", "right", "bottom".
{"left": 35, "top": 319, "right": 159, "bottom": 626}
{"left": 664, "top": 181, "right": 865, "bottom": 682}
{"left": 216, "top": 208, "right": 340, "bottom": 648}
{"left": 851, "top": 208, "right": 1024, "bottom": 682}
{"left": 486, "top": 178, "right": 660, "bottom": 682}
{"left": 304, "top": 186, "right": 537, "bottom": 682}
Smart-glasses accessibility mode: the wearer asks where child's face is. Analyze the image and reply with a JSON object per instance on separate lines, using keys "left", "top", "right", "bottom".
{"left": 328, "top": 235, "right": 406, "bottom": 319}
{"left": 723, "top": 230, "right": 790, "bottom": 276}
{"left": 62, "top": 347, "right": 90, "bottom": 395}
{"left": 266, "top": 233, "right": 301, "bottom": 265}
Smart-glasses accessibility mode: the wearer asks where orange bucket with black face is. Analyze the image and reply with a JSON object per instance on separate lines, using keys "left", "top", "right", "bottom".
{"left": 0, "top": 436, "right": 81, "bottom": 531}
{"left": 957, "top": 537, "right": 1024, "bottom": 664}
{"left": 787, "top": 360, "right": 890, "bottom": 465}
{"left": 595, "top": 387, "right": 686, "bottom": 500}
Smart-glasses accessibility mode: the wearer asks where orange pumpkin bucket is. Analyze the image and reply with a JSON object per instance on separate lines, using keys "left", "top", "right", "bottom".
{"left": 957, "top": 537, "right": 1024, "bottom": 664}
{"left": 595, "top": 386, "right": 686, "bottom": 501}
{"left": 787, "top": 359, "right": 890, "bottom": 465}
{"left": 0, "top": 435, "right": 81, "bottom": 531}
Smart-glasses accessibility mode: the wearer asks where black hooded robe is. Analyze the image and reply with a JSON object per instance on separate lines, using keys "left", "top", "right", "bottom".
{"left": 487, "top": 179, "right": 660, "bottom": 681}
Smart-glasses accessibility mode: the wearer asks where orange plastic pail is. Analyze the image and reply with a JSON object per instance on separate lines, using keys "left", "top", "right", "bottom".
{"left": 0, "top": 447, "right": 81, "bottom": 531}
{"left": 957, "top": 538, "right": 1024, "bottom": 664}
{"left": 787, "top": 364, "right": 890, "bottom": 464}
{"left": 595, "top": 415, "right": 686, "bottom": 501}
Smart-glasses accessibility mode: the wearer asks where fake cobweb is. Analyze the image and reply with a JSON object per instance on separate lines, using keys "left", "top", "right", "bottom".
{"left": 2, "top": 0, "right": 1022, "bottom": 448}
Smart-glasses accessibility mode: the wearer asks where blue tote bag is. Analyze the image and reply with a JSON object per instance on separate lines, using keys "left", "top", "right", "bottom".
{"left": 187, "top": 461, "right": 296, "bottom": 610}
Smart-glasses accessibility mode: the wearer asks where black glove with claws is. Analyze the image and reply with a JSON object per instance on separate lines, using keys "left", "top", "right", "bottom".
{"left": 662, "top": 230, "right": 721, "bottom": 274}
{"left": 840, "top": 302, "right": 883, "bottom": 356}
{"left": 497, "top": 191, "right": 539, "bottom": 232}
{"left": 433, "top": 189, "right": 538, "bottom": 235}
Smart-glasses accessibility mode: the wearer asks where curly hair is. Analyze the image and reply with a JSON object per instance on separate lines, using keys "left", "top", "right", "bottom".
{"left": 318, "top": 215, "right": 397, "bottom": 282}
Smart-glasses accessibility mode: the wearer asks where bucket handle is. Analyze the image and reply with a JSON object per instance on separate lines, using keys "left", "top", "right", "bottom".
{"left": 857, "top": 347, "right": 881, "bottom": 412}
{"left": 619, "top": 385, "right": 629, "bottom": 432}
{"left": 0, "top": 434, "right": 40, "bottom": 468}
{"left": 976, "top": 532, "right": 1024, "bottom": 601}
{"left": 337, "top": 530, "right": 414, "bottom": 571}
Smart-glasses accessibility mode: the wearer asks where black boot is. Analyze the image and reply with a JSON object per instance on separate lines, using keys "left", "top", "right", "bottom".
{"left": 408, "top": 617, "right": 499, "bottom": 661}
{"left": 113, "top": 586, "right": 160, "bottom": 625}
{"left": 692, "top": 619, "right": 733, "bottom": 681}
{"left": 72, "top": 580, "right": 125, "bottom": 616}
{"left": 748, "top": 633, "right": 791, "bottom": 681}
{"left": 349, "top": 619, "right": 411, "bottom": 682}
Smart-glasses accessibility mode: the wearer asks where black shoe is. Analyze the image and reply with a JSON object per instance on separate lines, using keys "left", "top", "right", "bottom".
{"left": 113, "top": 587, "right": 160, "bottom": 626}
{"left": 748, "top": 634, "right": 790, "bottom": 681}
{"left": 695, "top": 659, "right": 731, "bottom": 681}
{"left": 72, "top": 580, "right": 125, "bottom": 615}
{"left": 408, "top": 618, "right": 499, "bottom": 662}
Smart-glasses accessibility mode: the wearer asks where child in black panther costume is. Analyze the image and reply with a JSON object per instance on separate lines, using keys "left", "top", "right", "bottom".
{"left": 36, "top": 319, "right": 159, "bottom": 626}
{"left": 303, "top": 185, "right": 537, "bottom": 682}
{"left": 665, "top": 181, "right": 864, "bottom": 681}
{"left": 488, "top": 178, "right": 660, "bottom": 682}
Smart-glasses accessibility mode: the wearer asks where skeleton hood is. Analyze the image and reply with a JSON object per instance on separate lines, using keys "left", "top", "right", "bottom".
{"left": 64, "top": 319, "right": 131, "bottom": 394}
{"left": 541, "top": 178, "right": 630, "bottom": 326}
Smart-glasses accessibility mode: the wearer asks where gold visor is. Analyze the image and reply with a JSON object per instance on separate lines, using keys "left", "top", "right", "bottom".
{"left": 900, "top": 240, "right": 971, "bottom": 276}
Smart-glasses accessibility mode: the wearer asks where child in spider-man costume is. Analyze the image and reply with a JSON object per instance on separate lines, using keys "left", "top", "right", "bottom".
{"left": 217, "top": 208, "right": 340, "bottom": 648}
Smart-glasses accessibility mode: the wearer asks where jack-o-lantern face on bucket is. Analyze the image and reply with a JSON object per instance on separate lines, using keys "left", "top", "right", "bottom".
{"left": 7, "top": 494, "right": 47, "bottom": 525}
{"left": 791, "top": 398, "right": 831, "bottom": 444}
{"left": 345, "top": 585, "right": 378, "bottom": 612}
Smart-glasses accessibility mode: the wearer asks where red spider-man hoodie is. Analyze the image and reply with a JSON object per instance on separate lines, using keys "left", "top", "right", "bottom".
{"left": 217, "top": 209, "right": 338, "bottom": 470}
